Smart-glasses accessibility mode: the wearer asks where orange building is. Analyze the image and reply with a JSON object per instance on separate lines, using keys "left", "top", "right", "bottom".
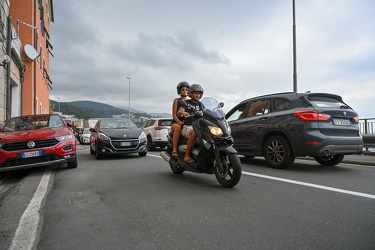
{"left": 10, "top": 0, "right": 54, "bottom": 115}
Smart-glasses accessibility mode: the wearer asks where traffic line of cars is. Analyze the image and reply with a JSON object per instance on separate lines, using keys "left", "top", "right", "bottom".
{"left": 0, "top": 92, "right": 363, "bottom": 172}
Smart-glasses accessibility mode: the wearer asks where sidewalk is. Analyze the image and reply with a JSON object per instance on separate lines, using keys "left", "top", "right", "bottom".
{"left": 299, "top": 151, "right": 375, "bottom": 167}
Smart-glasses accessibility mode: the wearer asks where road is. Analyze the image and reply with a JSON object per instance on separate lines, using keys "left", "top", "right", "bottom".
{"left": 1, "top": 145, "right": 375, "bottom": 250}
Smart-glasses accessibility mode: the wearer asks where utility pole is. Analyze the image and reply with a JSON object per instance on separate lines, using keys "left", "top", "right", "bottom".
{"left": 293, "top": 0, "right": 297, "bottom": 92}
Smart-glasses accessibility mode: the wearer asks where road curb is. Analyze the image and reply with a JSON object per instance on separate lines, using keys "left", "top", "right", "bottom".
{"left": 297, "top": 155, "right": 375, "bottom": 167}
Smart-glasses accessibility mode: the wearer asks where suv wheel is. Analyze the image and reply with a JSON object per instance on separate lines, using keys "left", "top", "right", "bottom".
{"left": 67, "top": 157, "right": 78, "bottom": 168}
{"left": 314, "top": 155, "right": 344, "bottom": 166}
{"left": 147, "top": 136, "right": 155, "bottom": 151}
{"left": 264, "top": 135, "right": 295, "bottom": 169}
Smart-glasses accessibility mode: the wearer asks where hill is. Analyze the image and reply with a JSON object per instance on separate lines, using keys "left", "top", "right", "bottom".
{"left": 50, "top": 100, "right": 171, "bottom": 119}
{"left": 50, "top": 100, "right": 129, "bottom": 119}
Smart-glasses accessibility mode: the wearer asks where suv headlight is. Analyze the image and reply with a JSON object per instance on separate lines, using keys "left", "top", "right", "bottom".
{"left": 56, "top": 134, "right": 74, "bottom": 142}
{"left": 98, "top": 132, "right": 110, "bottom": 140}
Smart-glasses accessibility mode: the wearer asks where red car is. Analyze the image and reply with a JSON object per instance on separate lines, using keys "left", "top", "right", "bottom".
{"left": 0, "top": 114, "right": 77, "bottom": 172}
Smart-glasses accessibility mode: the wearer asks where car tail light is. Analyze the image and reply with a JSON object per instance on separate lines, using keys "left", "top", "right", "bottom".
{"left": 155, "top": 126, "right": 168, "bottom": 130}
{"left": 293, "top": 110, "right": 331, "bottom": 121}
{"left": 353, "top": 117, "right": 359, "bottom": 123}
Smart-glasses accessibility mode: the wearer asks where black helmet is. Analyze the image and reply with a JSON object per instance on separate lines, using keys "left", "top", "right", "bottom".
{"left": 177, "top": 81, "right": 189, "bottom": 95}
{"left": 189, "top": 84, "right": 204, "bottom": 98}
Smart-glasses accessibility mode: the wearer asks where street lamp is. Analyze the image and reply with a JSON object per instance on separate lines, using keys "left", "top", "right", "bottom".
{"left": 58, "top": 98, "right": 60, "bottom": 112}
{"left": 292, "top": 0, "right": 297, "bottom": 92}
{"left": 126, "top": 77, "right": 131, "bottom": 119}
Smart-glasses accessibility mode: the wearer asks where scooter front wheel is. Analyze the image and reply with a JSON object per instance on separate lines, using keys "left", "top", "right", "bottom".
{"left": 214, "top": 153, "right": 242, "bottom": 188}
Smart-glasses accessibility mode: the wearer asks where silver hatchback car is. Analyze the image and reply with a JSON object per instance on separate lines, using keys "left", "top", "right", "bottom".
{"left": 143, "top": 118, "right": 173, "bottom": 151}
{"left": 79, "top": 128, "right": 91, "bottom": 145}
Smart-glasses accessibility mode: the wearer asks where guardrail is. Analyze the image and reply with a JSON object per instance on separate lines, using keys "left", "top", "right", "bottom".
{"left": 359, "top": 118, "right": 375, "bottom": 151}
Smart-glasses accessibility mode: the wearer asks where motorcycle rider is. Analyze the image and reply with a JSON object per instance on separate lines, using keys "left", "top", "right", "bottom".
{"left": 177, "top": 84, "right": 204, "bottom": 163}
{"left": 171, "top": 81, "right": 190, "bottom": 157}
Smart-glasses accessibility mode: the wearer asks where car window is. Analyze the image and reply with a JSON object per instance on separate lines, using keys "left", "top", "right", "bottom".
{"left": 2, "top": 115, "right": 63, "bottom": 131}
{"left": 242, "top": 99, "right": 269, "bottom": 118}
{"left": 49, "top": 115, "right": 65, "bottom": 127}
{"left": 100, "top": 119, "right": 137, "bottom": 129}
{"left": 159, "top": 120, "right": 172, "bottom": 126}
{"left": 274, "top": 98, "right": 291, "bottom": 112}
{"left": 308, "top": 96, "right": 350, "bottom": 109}
{"left": 226, "top": 103, "right": 247, "bottom": 122}
{"left": 144, "top": 120, "right": 154, "bottom": 128}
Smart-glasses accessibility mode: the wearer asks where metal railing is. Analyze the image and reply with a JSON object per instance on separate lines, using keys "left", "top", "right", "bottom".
{"left": 359, "top": 118, "right": 375, "bottom": 151}
{"left": 359, "top": 118, "right": 375, "bottom": 135}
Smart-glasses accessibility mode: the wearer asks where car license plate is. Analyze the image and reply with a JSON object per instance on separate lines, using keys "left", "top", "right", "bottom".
{"left": 120, "top": 141, "right": 132, "bottom": 146}
{"left": 22, "top": 150, "right": 41, "bottom": 158}
{"left": 332, "top": 119, "right": 350, "bottom": 126}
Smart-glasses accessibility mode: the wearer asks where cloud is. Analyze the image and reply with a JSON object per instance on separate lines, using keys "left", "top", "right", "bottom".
{"left": 49, "top": 0, "right": 375, "bottom": 119}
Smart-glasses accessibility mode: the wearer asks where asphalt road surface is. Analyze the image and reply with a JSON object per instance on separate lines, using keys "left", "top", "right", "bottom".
{"left": 1, "top": 145, "right": 374, "bottom": 250}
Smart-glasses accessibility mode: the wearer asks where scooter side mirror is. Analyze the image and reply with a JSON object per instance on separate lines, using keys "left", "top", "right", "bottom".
{"left": 220, "top": 102, "right": 224, "bottom": 108}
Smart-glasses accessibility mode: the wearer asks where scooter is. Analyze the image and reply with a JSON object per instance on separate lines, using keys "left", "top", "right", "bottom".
{"left": 160, "top": 97, "right": 242, "bottom": 188}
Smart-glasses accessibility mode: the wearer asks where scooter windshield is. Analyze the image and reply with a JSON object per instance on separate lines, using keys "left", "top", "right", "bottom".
{"left": 201, "top": 97, "right": 225, "bottom": 119}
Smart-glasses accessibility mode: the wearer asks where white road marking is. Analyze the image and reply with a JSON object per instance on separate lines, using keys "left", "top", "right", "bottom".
{"left": 242, "top": 171, "right": 375, "bottom": 199}
{"left": 147, "top": 154, "right": 162, "bottom": 158}
{"left": 149, "top": 153, "right": 375, "bottom": 199}
{"left": 9, "top": 166, "right": 53, "bottom": 250}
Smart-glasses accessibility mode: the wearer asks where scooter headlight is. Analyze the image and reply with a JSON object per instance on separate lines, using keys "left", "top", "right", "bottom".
{"left": 208, "top": 126, "right": 223, "bottom": 136}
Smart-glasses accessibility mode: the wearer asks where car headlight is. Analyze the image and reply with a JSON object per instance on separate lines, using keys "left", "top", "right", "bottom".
{"left": 56, "top": 134, "right": 74, "bottom": 142}
{"left": 208, "top": 126, "right": 223, "bottom": 136}
{"left": 98, "top": 132, "right": 110, "bottom": 140}
{"left": 139, "top": 131, "right": 146, "bottom": 140}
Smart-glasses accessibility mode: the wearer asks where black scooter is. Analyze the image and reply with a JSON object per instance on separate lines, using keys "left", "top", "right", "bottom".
{"left": 160, "top": 97, "right": 242, "bottom": 188}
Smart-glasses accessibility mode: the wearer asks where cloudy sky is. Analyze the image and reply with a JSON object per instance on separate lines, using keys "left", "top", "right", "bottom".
{"left": 49, "top": 0, "right": 375, "bottom": 118}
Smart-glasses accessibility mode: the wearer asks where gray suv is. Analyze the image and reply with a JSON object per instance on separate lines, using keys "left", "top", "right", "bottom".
{"left": 225, "top": 92, "right": 363, "bottom": 169}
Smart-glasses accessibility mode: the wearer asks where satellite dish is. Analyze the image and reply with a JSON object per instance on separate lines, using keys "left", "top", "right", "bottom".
{"left": 24, "top": 44, "right": 38, "bottom": 61}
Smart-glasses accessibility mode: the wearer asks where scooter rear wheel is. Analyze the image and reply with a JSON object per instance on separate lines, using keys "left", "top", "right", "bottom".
{"left": 167, "top": 145, "right": 184, "bottom": 174}
{"left": 214, "top": 153, "right": 242, "bottom": 188}
{"left": 170, "top": 163, "right": 184, "bottom": 174}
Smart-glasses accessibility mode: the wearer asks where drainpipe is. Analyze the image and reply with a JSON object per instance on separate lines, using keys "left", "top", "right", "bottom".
{"left": 6, "top": 16, "right": 12, "bottom": 120}
{"left": 34, "top": 0, "right": 37, "bottom": 114}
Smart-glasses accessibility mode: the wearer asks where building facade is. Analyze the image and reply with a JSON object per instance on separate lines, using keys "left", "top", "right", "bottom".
{"left": 0, "top": 0, "right": 54, "bottom": 123}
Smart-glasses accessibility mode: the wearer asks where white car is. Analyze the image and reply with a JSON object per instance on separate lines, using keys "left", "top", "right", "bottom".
{"left": 143, "top": 118, "right": 172, "bottom": 151}
{"left": 79, "top": 128, "right": 91, "bottom": 144}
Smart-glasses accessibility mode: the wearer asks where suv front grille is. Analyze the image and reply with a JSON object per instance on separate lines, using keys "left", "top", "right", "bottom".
{"left": 1, "top": 138, "right": 59, "bottom": 152}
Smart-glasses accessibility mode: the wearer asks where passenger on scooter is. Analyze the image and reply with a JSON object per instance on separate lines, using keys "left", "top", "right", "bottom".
{"left": 171, "top": 81, "right": 190, "bottom": 157}
{"left": 177, "top": 84, "right": 204, "bottom": 163}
